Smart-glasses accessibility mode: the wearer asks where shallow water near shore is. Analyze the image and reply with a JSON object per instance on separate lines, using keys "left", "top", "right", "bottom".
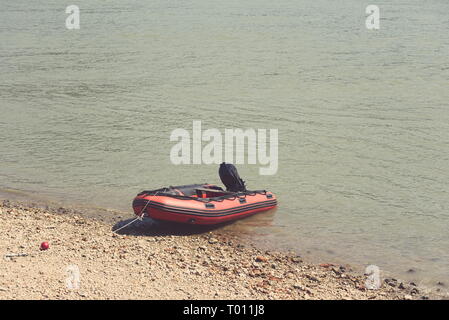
{"left": 1, "top": 1, "right": 449, "bottom": 289}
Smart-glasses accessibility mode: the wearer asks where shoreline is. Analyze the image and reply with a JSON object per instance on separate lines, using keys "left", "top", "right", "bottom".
{"left": 1, "top": 199, "right": 445, "bottom": 300}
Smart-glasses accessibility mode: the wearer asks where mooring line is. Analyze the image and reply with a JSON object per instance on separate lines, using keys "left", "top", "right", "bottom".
{"left": 112, "top": 191, "right": 158, "bottom": 234}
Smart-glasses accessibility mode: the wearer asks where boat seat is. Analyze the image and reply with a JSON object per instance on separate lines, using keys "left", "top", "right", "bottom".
{"left": 195, "top": 188, "right": 233, "bottom": 198}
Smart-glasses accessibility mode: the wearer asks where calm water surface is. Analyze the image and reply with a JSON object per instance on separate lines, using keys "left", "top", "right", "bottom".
{"left": 1, "top": 1, "right": 448, "bottom": 287}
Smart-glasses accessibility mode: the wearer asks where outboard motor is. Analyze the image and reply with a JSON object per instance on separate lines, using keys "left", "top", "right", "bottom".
{"left": 219, "top": 162, "right": 247, "bottom": 192}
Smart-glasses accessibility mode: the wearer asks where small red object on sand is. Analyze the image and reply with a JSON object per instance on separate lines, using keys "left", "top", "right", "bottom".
{"left": 319, "top": 263, "right": 334, "bottom": 268}
{"left": 40, "top": 242, "right": 49, "bottom": 250}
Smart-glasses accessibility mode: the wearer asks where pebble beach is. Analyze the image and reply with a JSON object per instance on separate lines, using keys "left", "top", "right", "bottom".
{"left": 0, "top": 200, "right": 444, "bottom": 300}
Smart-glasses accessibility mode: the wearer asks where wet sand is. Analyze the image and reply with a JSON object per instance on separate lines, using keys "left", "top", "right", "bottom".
{"left": 0, "top": 200, "right": 445, "bottom": 300}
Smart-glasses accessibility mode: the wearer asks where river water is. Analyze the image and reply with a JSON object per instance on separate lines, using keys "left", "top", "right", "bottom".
{"left": 1, "top": 1, "right": 448, "bottom": 288}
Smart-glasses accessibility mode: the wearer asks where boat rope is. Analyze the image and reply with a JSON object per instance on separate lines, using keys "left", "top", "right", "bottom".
{"left": 111, "top": 216, "right": 141, "bottom": 234}
{"left": 112, "top": 191, "right": 159, "bottom": 234}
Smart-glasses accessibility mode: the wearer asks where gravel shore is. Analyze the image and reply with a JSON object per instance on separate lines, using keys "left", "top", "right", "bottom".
{"left": 0, "top": 200, "right": 443, "bottom": 300}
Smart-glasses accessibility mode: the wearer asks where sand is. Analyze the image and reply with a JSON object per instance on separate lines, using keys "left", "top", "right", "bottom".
{"left": 0, "top": 200, "right": 443, "bottom": 300}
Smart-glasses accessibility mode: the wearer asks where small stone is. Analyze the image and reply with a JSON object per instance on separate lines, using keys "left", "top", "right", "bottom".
{"left": 57, "top": 207, "right": 67, "bottom": 214}
{"left": 255, "top": 256, "right": 268, "bottom": 263}
{"left": 385, "top": 278, "right": 397, "bottom": 287}
{"left": 404, "top": 294, "right": 413, "bottom": 300}
{"left": 147, "top": 252, "right": 155, "bottom": 259}
{"left": 208, "top": 238, "right": 218, "bottom": 244}
{"left": 332, "top": 267, "right": 341, "bottom": 276}
{"left": 293, "top": 284, "right": 305, "bottom": 290}
{"left": 305, "top": 274, "right": 319, "bottom": 282}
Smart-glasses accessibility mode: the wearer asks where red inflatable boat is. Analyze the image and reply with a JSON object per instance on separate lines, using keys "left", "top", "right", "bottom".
{"left": 132, "top": 163, "right": 277, "bottom": 225}
{"left": 132, "top": 184, "right": 277, "bottom": 225}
